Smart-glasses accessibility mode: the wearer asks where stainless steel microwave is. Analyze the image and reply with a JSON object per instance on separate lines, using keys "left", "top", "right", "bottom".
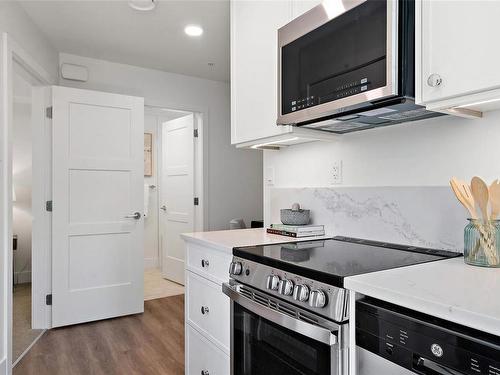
{"left": 277, "top": 0, "right": 442, "bottom": 134}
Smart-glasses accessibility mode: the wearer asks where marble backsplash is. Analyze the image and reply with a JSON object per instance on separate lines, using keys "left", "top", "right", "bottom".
{"left": 269, "top": 187, "right": 467, "bottom": 252}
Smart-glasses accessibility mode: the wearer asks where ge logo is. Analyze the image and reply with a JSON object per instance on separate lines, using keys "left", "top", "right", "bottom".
{"left": 431, "top": 343, "right": 443, "bottom": 357}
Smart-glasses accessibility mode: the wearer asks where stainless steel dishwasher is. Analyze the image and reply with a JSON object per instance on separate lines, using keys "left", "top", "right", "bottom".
{"left": 356, "top": 297, "right": 500, "bottom": 375}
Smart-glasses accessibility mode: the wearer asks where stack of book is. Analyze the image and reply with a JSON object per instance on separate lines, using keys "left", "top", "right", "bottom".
{"left": 266, "top": 224, "right": 325, "bottom": 238}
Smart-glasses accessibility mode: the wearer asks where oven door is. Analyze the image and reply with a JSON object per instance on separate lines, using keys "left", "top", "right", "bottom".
{"left": 223, "top": 281, "right": 348, "bottom": 375}
{"left": 277, "top": 0, "right": 399, "bottom": 126}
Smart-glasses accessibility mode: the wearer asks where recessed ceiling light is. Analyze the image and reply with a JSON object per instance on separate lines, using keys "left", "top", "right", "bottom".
{"left": 185, "top": 25, "right": 203, "bottom": 37}
{"left": 128, "top": 0, "right": 156, "bottom": 11}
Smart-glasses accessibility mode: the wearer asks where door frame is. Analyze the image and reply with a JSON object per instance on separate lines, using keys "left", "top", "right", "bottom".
{"left": 144, "top": 105, "right": 205, "bottom": 277}
{"left": 0, "top": 33, "right": 55, "bottom": 373}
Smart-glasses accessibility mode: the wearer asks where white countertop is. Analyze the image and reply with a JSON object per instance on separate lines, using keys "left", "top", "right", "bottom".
{"left": 181, "top": 228, "right": 332, "bottom": 252}
{"left": 345, "top": 257, "right": 500, "bottom": 336}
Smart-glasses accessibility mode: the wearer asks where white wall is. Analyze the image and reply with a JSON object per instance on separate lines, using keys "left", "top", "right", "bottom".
{"left": 0, "top": 2, "right": 58, "bottom": 80}
{"left": 59, "top": 53, "right": 263, "bottom": 231}
{"left": 0, "top": 3, "right": 57, "bottom": 372}
{"left": 264, "top": 111, "right": 500, "bottom": 223}
{"left": 12, "top": 73, "right": 33, "bottom": 284}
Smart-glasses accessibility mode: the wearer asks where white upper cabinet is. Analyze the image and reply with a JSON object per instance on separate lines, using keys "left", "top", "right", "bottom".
{"left": 230, "top": 1, "right": 292, "bottom": 146}
{"left": 230, "top": 0, "right": 335, "bottom": 148}
{"left": 417, "top": 1, "right": 500, "bottom": 116}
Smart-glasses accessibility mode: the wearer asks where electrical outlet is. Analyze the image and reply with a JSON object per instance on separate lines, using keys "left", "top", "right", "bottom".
{"left": 331, "top": 160, "right": 342, "bottom": 184}
{"left": 265, "top": 167, "right": 275, "bottom": 186}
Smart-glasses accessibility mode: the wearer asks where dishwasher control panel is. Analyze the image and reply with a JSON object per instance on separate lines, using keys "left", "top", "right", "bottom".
{"left": 356, "top": 297, "right": 500, "bottom": 375}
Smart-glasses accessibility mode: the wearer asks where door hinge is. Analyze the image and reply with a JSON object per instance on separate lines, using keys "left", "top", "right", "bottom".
{"left": 46, "top": 106, "right": 53, "bottom": 119}
{"left": 194, "top": 197, "right": 199, "bottom": 206}
{"left": 45, "top": 200, "right": 53, "bottom": 212}
{"left": 46, "top": 294, "right": 52, "bottom": 306}
{"left": 193, "top": 128, "right": 199, "bottom": 138}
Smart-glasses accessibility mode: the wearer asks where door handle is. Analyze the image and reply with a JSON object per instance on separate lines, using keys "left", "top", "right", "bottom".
{"left": 124, "top": 212, "right": 141, "bottom": 219}
{"left": 201, "top": 306, "right": 209, "bottom": 315}
{"left": 160, "top": 205, "right": 167, "bottom": 211}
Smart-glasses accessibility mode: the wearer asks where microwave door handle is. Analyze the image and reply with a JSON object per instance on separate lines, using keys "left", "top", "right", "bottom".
{"left": 412, "top": 356, "right": 463, "bottom": 375}
{"left": 222, "top": 282, "right": 338, "bottom": 346}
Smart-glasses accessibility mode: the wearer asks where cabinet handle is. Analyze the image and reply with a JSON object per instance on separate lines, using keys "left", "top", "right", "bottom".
{"left": 201, "top": 371, "right": 209, "bottom": 375}
{"left": 201, "top": 259, "right": 210, "bottom": 268}
{"left": 427, "top": 73, "right": 442, "bottom": 87}
{"left": 201, "top": 306, "right": 209, "bottom": 315}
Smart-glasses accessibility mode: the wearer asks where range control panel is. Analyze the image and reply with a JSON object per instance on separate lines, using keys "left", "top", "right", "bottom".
{"left": 356, "top": 298, "right": 500, "bottom": 375}
{"left": 228, "top": 256, "right": 348, "bottom": 323}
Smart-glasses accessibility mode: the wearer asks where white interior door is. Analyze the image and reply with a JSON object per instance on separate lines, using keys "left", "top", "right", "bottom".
{"left": 160, "top": 114, "right": 194, "bottom": 285}
{"left": 52, "top": 86, "right": 144, "bottom": 327}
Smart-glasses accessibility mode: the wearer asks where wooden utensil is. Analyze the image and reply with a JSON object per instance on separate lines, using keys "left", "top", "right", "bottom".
{"left": 450, "top": 177, "right": 477, "bottom": 219}
{"left": 471, "top": 176, "right": 490, "bottom": 221}
{"left": 470, "top": 177, "right": 499, "bottom": 264}
{"left": 489, "top": 179, "right": 500, "bottom": 219}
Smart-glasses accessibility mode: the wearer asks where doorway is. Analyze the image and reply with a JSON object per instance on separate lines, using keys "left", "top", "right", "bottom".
{"left": 11, "top": 58, "right": 44, "bottom": 364}
{"left": 143, "top": 107, "right": 203, "bottom": 301}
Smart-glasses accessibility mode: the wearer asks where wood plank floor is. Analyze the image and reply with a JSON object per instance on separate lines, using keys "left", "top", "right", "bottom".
{"left": 14, "top": 295, "right": 184, "bottom": 375}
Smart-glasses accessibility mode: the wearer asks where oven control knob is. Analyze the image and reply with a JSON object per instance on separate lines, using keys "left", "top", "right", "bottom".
{"left": 266, "top": 275, "right": 280, "bottom": 291}
{"left": 278, "top": 279, "right": 294, "bottom": 296}
{"left": 309, "top": 290, "right": 327, "bottom": 308}
{"left": 229, "top": 261, "right": 243, "bottom": 276}
{"left": 293, "top": 284, "right": 310, "bottom": 302}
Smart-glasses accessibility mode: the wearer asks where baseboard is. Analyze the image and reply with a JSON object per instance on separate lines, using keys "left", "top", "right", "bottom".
{"left": 14, "top": 271, "right": 31, "bottom": 284}
{"left": 144, "top": 257, "right": 158, "bottom": 269}
{"left": 0, "top": 356, "right": 7, "bottom": 375}
{"left": 163, "top": 257, "right": 185, "bottom": 285}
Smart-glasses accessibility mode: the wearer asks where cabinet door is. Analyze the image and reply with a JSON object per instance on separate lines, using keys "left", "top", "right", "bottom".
{"left": 421, "top": 1, "right": 500, "bottom": 104}
{"left": 230, "top": 0, "right": 293, "bottom": 144}
{"left": 291, "top": 0, "right": 322, "bottom": 18}
{"left": 186, "top": 324, "right": 230, "bottom": 375}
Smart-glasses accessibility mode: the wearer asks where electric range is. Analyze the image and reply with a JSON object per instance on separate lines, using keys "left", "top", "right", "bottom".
{"left": 222, "top": 236, "right": 461, "bottom": 375}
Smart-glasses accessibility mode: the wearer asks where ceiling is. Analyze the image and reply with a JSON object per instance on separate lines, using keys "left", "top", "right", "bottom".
{"left": 19, "top": 0, "right": 230, "bottom": 82}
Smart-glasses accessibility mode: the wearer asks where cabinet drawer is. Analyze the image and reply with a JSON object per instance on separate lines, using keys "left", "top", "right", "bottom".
{"left": 186, "top": 242, "right": 232, "bottom": 284}
{"left": 186, "top": 324, "right": 230, "bottom": 375}
{"left": 186, "top": 271, "right": 230, "bottom": 352}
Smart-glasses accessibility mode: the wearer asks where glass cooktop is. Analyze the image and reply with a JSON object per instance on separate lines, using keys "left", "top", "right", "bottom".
{"left": 233, "top": 236, "right": 461, "bottom": 287}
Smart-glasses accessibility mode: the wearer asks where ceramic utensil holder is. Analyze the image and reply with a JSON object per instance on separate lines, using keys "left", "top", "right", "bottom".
{"left": 464, "top": 219, "right": 500, "bottom": 267}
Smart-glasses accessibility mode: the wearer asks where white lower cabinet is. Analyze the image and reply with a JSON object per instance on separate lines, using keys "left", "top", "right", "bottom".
{"left": 186, "top": 271, "right": 230, "bottom": 351}
{"left": 186, "top": 325, "right": 230, "bottom": 375}
{"left": 184, "top": 242, "right": 232, "bottom": 375}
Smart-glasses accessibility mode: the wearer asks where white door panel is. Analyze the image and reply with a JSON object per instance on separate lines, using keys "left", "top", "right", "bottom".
{"left": 52, "top": 86, "right": 144, "bottom": 327}
{"left": 160, "top": 114, "right": 194, "bottom": 284}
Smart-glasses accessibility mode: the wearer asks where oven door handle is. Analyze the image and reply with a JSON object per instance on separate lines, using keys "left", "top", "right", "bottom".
{"left": 222, "top": 282, "right": 338, "bottom": 346}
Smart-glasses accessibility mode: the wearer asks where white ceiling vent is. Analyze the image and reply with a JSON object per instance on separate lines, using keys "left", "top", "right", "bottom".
{"left": 60, "top": 63, "right": 89, "bottom": 82}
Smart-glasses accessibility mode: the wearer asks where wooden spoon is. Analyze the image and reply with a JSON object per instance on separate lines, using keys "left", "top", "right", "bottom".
{"left": 471, "top": 177, "right": 489, "bottom": 222}
{"left": 450, "top": 177, "right": 477, "bottom": 219}
{"left": 489, "top": 179, "right": 500, "bottom": 219}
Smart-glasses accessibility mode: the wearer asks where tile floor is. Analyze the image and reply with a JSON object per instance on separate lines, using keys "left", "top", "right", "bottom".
{"left": 144, "top": 267, "right": 184, "bottom": 301}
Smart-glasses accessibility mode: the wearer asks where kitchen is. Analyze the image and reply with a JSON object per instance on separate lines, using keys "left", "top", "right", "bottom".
{"left": 1, "top": 0, "right": 499, "bottom": 375}
{"left": 184, "top": 0, "right": 500, "bottom": 374}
